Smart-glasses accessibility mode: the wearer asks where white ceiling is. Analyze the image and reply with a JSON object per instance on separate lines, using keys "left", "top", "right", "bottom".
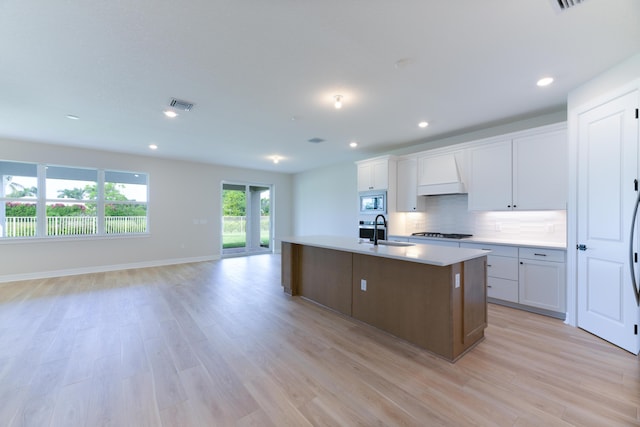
{"left": 1, "top": 1, "right": 639, "bottom": 174}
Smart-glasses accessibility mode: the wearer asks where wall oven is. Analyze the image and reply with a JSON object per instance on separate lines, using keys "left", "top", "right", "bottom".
{"left": 359, "top": 220, "right": 386, "bottom": 241}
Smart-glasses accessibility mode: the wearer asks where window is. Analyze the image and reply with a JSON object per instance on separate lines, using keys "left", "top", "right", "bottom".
{"left": 46, "top": 166, "right": 98, "bottom": 236}
{"left": 1, "top": 161, "right": 38, "bottom": 238}
{"left": 104, "top": 171, "right": 148, "bottom": 234}
{"left": 0, "top": 161, "right": 148, "bottom": 239}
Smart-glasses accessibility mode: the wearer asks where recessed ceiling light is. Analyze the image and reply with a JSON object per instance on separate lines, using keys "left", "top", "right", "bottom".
{"left": 66, "top": 114, "right": 80, "bottom": 120}
{"left": 349, "top": 141, "right": 358, "bottom": 148}
{"left": 334, "top": 95, "right": 343, "bottom": 109}
{"left": 418, "top": 121, "right": 429, "bottom": 128}
{"left": 537, "top": 77, "right": 554, "bottom": 87}
{"left": 270, "top": 155, "right": 281, "bottom": 164}
{"left": 163, "top": 110, "right": 178, "bottom": 118}
{"left": 149, "top": 144, "right": 158, "bottom": 150}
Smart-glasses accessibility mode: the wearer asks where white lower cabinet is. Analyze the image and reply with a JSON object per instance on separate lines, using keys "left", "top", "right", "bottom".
{"left": 461, "top": 242, "right": 566, "bottom": 317}
{"left": 518, "top": 248, "right": 566, "bottom": 313}
{"left": 462, "top": 243, "right": 518, "bottom": 302}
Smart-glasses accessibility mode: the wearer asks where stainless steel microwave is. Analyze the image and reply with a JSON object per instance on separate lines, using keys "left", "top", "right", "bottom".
{"left": 359, "top": 191, "right": 386, "bottom": 214}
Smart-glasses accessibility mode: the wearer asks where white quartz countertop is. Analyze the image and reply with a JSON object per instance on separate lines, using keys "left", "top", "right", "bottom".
{"left": 394, "top": 235, "right": 567, "bottom": 250}
{"left": 281, "top": 235, "right": 489, "bottom": 267}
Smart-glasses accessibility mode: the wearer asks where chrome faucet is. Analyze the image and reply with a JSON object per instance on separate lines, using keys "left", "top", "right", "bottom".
{"left": 373, "top": 214, "right": 387, "bottom": 246}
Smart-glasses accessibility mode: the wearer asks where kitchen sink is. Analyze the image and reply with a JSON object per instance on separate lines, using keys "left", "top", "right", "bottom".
{"left": 359, "top": 240, "right": 415, "bottom": 247}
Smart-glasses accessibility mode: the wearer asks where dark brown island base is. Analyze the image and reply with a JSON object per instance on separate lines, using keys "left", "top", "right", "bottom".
{"left": 281, "top": 236, "right": 489, "bottom": 362}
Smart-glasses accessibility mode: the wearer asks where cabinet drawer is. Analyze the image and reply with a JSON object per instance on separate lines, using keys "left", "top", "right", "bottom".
{"left": 519, "top": 247, "right": 565, "bottom": 262}
{"left": 487, "top": 277, "right": 518, "bottom": 302}
{"left": 487, "top": 255, "right": 518, "bottom": 280}
{"left": 460, "top": 242, "right": 518, "bottom": 257}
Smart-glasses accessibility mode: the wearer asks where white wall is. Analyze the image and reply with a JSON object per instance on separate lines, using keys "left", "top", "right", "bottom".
{"left": 0, "top": 138, "right": 293, "bottom": 282}
{"left": 292, "top": 161, "right": 357, "bottom": 237}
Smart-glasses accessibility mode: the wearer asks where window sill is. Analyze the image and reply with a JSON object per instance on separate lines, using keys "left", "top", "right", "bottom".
{"left": 0, "top": 232, "right": 151, "bottom": 245}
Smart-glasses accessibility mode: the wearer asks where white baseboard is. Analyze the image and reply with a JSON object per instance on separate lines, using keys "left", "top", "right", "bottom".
{"left": 0, "top": 255, "right": 220, "bottom": 284}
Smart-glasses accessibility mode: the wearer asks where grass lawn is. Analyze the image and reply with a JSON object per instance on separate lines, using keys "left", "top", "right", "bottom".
{"left": 222, "top": 233, "right": 269, "bottom": 249}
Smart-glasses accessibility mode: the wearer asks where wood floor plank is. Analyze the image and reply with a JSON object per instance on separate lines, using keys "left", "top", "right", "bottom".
{"left": 143, "top": 337, "right": 188, "bottom": 411}
{"left": 121, "top": 372, "right": 162, "bottom": 427}
{"left": 49, "top": 380, "right": 91, "bottom": 427}
{"left": 0, "top": 254, "right": 638, "bottom": 426}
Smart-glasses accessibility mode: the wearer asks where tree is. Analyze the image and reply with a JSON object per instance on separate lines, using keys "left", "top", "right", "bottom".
{"left": 57, "top": 183, "right": 128, "bottom": 201}
{"left": 4, "top": 176, "right": 37, "bottom": 197}
{"left": 260, "top": 197, "right": 270, "bottom": 215}
{"left": 222, "top": 190, "right": 246, "bottom": 216}
{"left": 58, "top": 188, "right": 88, "bottom": 199}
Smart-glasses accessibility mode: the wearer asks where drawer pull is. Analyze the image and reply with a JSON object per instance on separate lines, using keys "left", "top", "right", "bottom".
{"left": 487, "top": 285, "right": 492, "bottom": 288}
{"left": 534, "top": 253, "right": 547, "bottom": 257}
{"left": 487, "top": 264, "right": 492, "bottom": 267}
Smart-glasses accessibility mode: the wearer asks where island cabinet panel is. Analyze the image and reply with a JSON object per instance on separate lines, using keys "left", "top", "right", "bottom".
{"left": 297, "top": 245, "right": 353, "bottom": 316}
{"left": 352, "top": 254, "right": 486, "bottom": 361}
{"left": 457, "top": 257, "right": 488, "bottom": 352}
{"left": 352, "top": 255, "right": 453, "bottom": 357}
{"left": 281, "top": 242, "right": 297, "bottom": 296}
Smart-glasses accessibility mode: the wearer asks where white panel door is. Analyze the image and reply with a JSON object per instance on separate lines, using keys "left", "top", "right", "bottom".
{"left": 577, "top": 89, "right": 639, "bottom": 354}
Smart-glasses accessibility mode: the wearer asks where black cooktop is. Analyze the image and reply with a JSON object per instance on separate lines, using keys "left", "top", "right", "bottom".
{"left": 411, "top": 232, "right": 473, "bottom": 239}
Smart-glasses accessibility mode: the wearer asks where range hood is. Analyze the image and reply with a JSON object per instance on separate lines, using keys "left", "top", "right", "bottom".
{"left": 417, "top": 153, "right": 467, "bottom": 196}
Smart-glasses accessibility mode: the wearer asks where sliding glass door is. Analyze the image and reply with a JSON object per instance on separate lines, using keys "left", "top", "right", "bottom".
{"left": 221, "top": 182, "right": 272, "bottom": 256}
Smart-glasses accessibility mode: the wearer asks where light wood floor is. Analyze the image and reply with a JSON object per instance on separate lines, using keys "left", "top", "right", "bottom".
{"left": 0, "top": 255, "right": 638, "bottom": 426}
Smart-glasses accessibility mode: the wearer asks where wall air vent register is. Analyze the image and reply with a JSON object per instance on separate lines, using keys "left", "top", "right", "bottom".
{"left": 550, "top": 0, "right": 585, "bottom": 12}
{"left": 169, "top": 98, "right": 194, "bottom": 111}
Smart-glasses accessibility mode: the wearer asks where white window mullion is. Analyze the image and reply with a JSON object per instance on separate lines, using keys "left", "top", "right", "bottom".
{"left": 37, "top": 164, "right": 47, "bottom": 237}
{"left": 97, "top": 170, "right": 105, "bottom": 234}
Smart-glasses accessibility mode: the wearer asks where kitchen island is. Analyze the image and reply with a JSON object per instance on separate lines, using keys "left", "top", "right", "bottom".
{"left": 281, "top": 236, "right": 488, "bottom": 362}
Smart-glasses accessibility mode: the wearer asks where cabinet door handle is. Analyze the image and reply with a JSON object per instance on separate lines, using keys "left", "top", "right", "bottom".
{"left": 487, "top": 264, "right": 492, "bottom": 267}
{"left": 520, "top": 261, "right": 523, "bottom": 265}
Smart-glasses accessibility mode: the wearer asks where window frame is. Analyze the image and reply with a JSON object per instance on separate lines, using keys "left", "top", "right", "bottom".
{"left": 1, "top": 161, "right": 149, "bottom": 241}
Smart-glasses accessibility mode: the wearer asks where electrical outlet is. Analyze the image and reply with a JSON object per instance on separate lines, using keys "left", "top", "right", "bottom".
{"left": 455, "top": 273, "right": 460, "bottom": 288}
{"left": 360, "top": 279, "right": 367, "bottom": 291}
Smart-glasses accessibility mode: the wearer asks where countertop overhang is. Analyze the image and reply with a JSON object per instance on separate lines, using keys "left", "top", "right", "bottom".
{"left": 280, "top": 235, "right": 489, "bottom": 267}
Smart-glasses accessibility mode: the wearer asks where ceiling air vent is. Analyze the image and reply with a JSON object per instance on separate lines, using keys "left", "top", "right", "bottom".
{"left": 550, "top": 0, "right": 585, "bottom": 12}
{"left": 307, "top": 137, "right": 325, "bottom": 144}
{"left": 169, "top": 98, "right": 194, "bottom": 111}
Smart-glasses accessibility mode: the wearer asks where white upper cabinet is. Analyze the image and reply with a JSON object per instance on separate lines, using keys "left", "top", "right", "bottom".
{"left": 468, "top": 125, "right": 567, "bottom": 211}
{"left": 357, "top": 157, "right": 390, "bottom": 191}
{"left": 512, "top": 129, "right": 567, "bottom": 210}
{"left": 396, "top": 158, "right": 426, "bottom": 212}
{"left": 468, "top": 140, "right": 512, "bottom": 210}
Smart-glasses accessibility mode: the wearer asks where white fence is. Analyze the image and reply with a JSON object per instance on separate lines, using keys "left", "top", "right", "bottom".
{"left": 3, "top": 216, "right": 147, "bottom": 237}
{"left": 222, "top": 216, "right": 270, "bottom": 234}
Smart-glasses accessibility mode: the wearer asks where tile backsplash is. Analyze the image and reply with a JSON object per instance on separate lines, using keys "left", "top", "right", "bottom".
{"left": 401, "top": 194, "right": 566, "bottom": 245}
